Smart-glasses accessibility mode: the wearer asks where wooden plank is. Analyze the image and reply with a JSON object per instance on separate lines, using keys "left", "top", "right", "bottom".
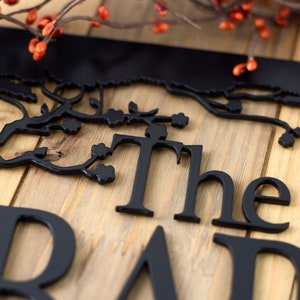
{"left": 0, "top": 1, "right": 100, "bottom": 206}
{"left": 0, "top": 85, "right": 56, "bottom": 207}
{"left": 250, "top": 32, "right": 300, "bottom": 299}
{"left": 250, "top": 114, "right": 300, "bottom": 300}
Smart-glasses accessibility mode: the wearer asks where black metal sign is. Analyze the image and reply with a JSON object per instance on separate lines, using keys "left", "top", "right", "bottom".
{"left": 2, "top": 27, "right": 300, "bottom": 299}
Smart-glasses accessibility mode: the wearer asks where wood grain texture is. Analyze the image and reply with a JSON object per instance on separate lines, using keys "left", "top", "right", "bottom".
{"left": 6, "top": 84, "right": 278, "bottom": 300}
{"left": 250, "top": 16, "right": 300, "bottom": 300}
{"left": 1, "top": 1, "right": 300, "bottom": 300}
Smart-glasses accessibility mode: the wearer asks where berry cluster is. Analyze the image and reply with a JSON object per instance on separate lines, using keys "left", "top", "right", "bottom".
{"left": 1, "top": 0, "right": 300, "bottom": 76}
{"left": 0, "top": 1, "right": 112, "bottom": 61}
{"left": 28, "top": 38, "right": 47, "bottom": 61}
{"left": 26, "top": 14, "right": 65, "bottom": 61}
{"left": 216, "top": 1, "right": 300, "bottom": 76}
{"left": 153, "top": 0, "right": 169, "bottom": 34}
{"left": 219, "top": 1, "right": 253, "bottom": 30}
{"left": 232, "top": 58, "right": 258, "bottom": 76}
{"left": 275, "top": 6, "right": 291, "bottom": 27}
{"left": 27, "top": 14, "right": 64, "bottom": 60}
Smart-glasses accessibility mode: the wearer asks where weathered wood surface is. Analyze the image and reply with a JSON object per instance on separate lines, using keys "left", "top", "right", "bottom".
{"left": 1, "top": 1, "right": 300, "bottom": 299}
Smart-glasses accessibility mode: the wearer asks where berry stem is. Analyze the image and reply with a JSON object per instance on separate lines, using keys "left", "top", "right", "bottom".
{"left": 248, "top": 30, "right": 259, "bottom": 60}
{"left": 0, "top": 13, "right": 41, "bottom": 37}
{"left": 7, "top": 0, "right": 51, "bottom": 17}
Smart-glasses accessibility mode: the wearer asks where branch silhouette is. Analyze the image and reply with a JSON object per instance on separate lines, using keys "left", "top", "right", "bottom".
{"left": 1, "top": 74, "right": 300, "bottom": 186}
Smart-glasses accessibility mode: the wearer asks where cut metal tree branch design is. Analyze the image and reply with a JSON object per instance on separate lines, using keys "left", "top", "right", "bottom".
{"left": 0, "top": 74, "right": 299, "bottom": 185}
{"left": 0, "top": 75, "right": 190, "bottom": 184}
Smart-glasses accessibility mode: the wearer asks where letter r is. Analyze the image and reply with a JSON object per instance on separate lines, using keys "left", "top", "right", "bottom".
{"left": 0, "top": 205, "right": 75, "bottom": 300}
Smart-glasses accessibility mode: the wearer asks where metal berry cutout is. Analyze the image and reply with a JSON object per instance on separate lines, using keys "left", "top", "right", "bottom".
{"left": 104, "top": 108, "right": 126, "bottom": 127}
{"left": 2, "top": 73, "right": 300, "bottom": 149}
{"left": 0, "top": 74, "right": 189, "bottom": 184}
{"left": 171, "top": 113, "right": 189, "bottom": 128}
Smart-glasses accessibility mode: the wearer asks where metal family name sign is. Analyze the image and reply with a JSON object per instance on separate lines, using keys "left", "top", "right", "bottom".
{"left": 2, "top": 28, "right": 300, "bottom": 299}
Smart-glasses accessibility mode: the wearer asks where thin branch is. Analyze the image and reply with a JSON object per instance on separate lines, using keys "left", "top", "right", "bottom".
{"left": 153, "top": 0, "right": 203, "bottom": 29}
{"left": 273, "top": 0, "right": 300, "bottom": 10}
{"left": 0, "top": 13, "right": 41, "bottom": 37}
{"left": 7, "top": 0, "right": 52, "bottom": 17}
{"left": 248, "top": 30, "right": 259, "bottom": 59}
{"left": 55, "top": 0, "right": 86, "bottom": 22}
{"left": 163, "top": 3, "right": 203, "bottom": 30}
{"left": 188, "top": 0, "right": 222, "bottom": 14}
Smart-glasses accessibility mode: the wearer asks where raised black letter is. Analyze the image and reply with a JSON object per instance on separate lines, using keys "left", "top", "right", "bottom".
{"left": 0, "top": 205, "right": 75, "bottom": 299}
{"left": 214, "top": 233, "right": 300, "bottom": 300}
{"left": 111, "top": 133, "right": 183, "bottom": 217}
{"left": 241, "top": 177, "right": 290, "bottom": 232}
{"left": 118, "top": 226, "right": 177, "bottom": 300}
{"left": 174, "top": 145, "right": 236, "bottom": 224}
{"left": 175, "top": 145, "right": 290, "bottom": 233}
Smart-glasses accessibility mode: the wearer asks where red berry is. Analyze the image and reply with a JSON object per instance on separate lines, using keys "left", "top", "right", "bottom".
{"left": 37, "top": 17, "right": 51, "bottom": 30}
{"left": 232, "top": 63, "right": 247, "bottom": 77}
{"left": 214, "top": 0, "right": 229, "bottom": 7}
{"left": 28, "top": 38, "right": 39, "bottom": 54}
{"left": 98, "top": 6, "right": 109, "bottom": 21}
{"left": 275, "top": 17, "right": 288, "bottom": 27}
{"left": 219, "top": 20, "right": 235, "bottom": 30}
{"left": 155, "top": 1, "right": 167, "bottom": 17}
{"left": 32, "top": 52, "right": 45, "bottom": 61}
{"left": 52, "top": 27, "right": 64, "bottom": 38}
{"left": 246, "top": 58, "right": 258, "bottom": 72}
{"left": 254, "top": 18, "right": 265, "bottom": 29}
{"left": 279, "top": 7, "right": 290, "bottom": 18}
{"left": 230, "top": 10, "right": 244, "bottom": 23}
{"left": 241, "top": 2, "right": 253, "bottom": 12}
{"left": 26, "top": 9, "right": 37, "bottom": 25}
{"left": 4, "top": 0, "right": 19, "bottom": 5}
{"left": 214, "top": 0, "right": 222, "bottom": 6}
{"left": 152, "top": 22, "right": 169, "bottom": 34}
{"left": 90, "top": 20, "right": 102, "bottom": 27}
{"left": 260, "top": 27, "right": 270, "bottom": 39}
{"left": 34, "top": 41, "right": 47, "bottom": 55}
{"left": 42, "top": 22, "right": 55, "bottom": 36}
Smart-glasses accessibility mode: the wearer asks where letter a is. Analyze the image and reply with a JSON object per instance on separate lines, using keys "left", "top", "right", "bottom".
{"left": 118, "top": 226, "right": 177, "bottom": 300}
{"left": 0, "top": 205, "right": 75, "bottom": 300}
